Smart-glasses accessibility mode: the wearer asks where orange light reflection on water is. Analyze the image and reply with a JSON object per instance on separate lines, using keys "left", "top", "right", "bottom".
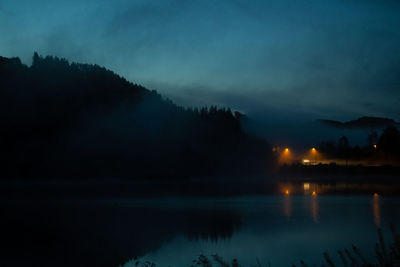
{"left": 283, "top": 194, "right": 291, "bottom": 219}
{"left": 311, "top": 197, "right": 318, "bottom": 223}
{"left": 372, "top": 195, "right": 381, "bottom": 227}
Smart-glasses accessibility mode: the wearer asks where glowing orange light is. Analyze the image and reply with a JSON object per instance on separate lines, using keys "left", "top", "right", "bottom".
{"left": 373, "top": 193, "right": 379, "bottom": 198}
{"left": 303, "top": 183, "right": 310, "bottom": 190}
{"left": 312, "top": 148, "right": 316, "bottom": 152}
{"left": 373, "top": 144, "right": 377, "bottom": 149}
{"left": 285, "top": 189, "right": 290, "bottom": 195}
{"left": 312, "top": 191, "right": 316, "bottom": 196}
{"left": 284, "top": 148, "right": 289, "bottom": 153}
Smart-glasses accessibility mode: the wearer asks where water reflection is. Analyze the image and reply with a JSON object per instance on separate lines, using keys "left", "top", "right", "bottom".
{"left": 283, "top": 195, "right": 292, "bottom": 219}
{"left": 125, "top": 196, "right": 400, "bottom": 267}
{"left": 0, "top": 200, "right": 241, "bottom": 267}
{"left": 280, "top": 181, "right": 399, "bottom": 196}
{"left": 372, "top": 196, "right": 381, "bottom": 227}
{"left": 2, "top": 195, "right": 400, "bottom": 267}
{"left": 311, "top": 196, "right": 319, "bottom": 223}
{"left": 184, "top": 210, "right": 241, "bottom": 241}
{"left": 280, "top": 182, "right": 390, "bottom": 226}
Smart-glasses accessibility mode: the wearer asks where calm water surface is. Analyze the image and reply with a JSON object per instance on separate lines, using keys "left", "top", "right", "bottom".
{"left": 2, "top": 195, "right": 400, "bottom": 267}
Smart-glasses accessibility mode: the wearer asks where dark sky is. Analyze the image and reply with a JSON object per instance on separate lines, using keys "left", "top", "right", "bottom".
{"left": 1, "top": 0, "right": 400, "bottom": 124}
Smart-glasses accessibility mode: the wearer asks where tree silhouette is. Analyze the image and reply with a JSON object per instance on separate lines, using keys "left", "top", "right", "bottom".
{"left": 378, "top": 126, "right": 400, "bottom": 157}
{"left": 338, "top": 136, "right": 350, "bottom": 166}
{"left": 367, "top": 128, "right": 378, "bottom": 147}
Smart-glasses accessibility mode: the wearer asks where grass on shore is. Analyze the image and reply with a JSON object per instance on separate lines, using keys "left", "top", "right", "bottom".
{"left": 131, "top": 225, "right": 400, "bottom": 267}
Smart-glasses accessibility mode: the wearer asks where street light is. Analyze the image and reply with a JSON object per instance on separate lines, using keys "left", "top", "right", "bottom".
{"left": 310, "top": 148, "right": 317, "bottom": 165}
{"left": 279, "top": 147, "right": 291, "bottom": 165}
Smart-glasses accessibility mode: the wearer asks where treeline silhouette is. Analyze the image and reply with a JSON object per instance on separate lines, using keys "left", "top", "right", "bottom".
{"left": 279, "top": 126, "right": 400, "bottom": 182}
{"left": 0, "top": 53, "right": 273, "bottom": 179}
{"left": 317, "top": 126, "right": 400, "bottom": 163}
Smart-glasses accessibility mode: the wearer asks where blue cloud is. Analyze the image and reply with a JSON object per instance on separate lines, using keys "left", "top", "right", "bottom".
{"left": 1, "top": 0, "right": 400, "bottom": 122}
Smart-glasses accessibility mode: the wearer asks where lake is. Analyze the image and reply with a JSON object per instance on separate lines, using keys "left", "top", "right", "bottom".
{"left": 1, "top": 194, "right": 400, "bottom": 267}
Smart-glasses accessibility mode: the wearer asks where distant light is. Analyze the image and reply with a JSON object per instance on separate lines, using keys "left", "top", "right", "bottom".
{"left": 303, "top": 159, "right": 310, "bottom": 163}
{"left": 284, "top": 148, "right": 289, "bottom": 153}
{"left": 312, "top": 191, "right": 316, "bottom": 196}
{"left": 373, "top": 144, "right": 377, "bottom": 149}
{"left": 311, "top": 148, "right": 317, "bottom": 153}
{"left": 373, "top": 193, "right": 379, "bottom": 198}
{"left": 285, "top": 189, "right": 290, "bottom": 195}
{"left": 303, "top": 183, "right": 310, "bottom": 190}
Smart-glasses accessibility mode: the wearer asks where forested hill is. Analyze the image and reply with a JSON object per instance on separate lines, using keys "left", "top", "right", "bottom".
{"left": 0, "top": 53, "right": 273, "bottom": 179}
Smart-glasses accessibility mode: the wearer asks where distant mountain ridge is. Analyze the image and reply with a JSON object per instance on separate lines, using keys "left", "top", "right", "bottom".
{"left": 317, "top": 116, "right": 400, "bottom": 129}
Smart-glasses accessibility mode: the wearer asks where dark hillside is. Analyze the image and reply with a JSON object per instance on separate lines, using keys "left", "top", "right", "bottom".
{"left": 0, "top": 53, "right": 273, "bottom": 179}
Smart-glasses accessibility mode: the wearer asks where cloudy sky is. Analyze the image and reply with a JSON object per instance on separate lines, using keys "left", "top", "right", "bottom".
{"left": 1, "top": 0, "right": 400, "bottom": 125}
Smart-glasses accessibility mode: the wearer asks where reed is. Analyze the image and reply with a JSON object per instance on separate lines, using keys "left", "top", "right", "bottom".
{"left": 295, "top": 225, "right": 400, "bottom": 267}
{"left": 130, "top": 226, "right": 400, "bottom": 267}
